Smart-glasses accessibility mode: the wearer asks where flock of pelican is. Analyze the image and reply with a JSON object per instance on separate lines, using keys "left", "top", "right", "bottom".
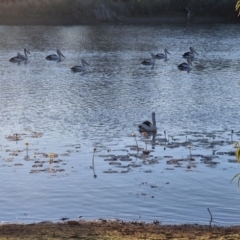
{"left": 141, "top": 46, "right": 198, "bottom": 73}
{"left": 9, "top": 49, "right": 90, "bottom": 73}
{"left": 9, "top": 46, "right": 198, "bottom": 74}
{"left": 9, "top": 46, "right": 197, "bottom": 134}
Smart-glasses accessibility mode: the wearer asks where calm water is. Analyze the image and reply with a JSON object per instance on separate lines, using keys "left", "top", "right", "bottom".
{"left": 1, "top": 23, "right": 240, "bottom": 225}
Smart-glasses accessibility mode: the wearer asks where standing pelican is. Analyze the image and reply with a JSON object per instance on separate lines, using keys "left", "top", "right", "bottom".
{"left": 71, "top": 59, "right": 90, "bottom": 73}
{"left": 141, "top": 53, "right": 156, "bottom": 69}
{"left": 183, "top": 47, "right": 198, "bottom": 60}
{"left": 155, "top": 49, "right": 170, "bottom": 61}
{"left": 139, "top": 112, "right": 157, "bottom": 132}
{"left": 46, "top": 49, "right": 65, "bottom": 61}
{"left": 178, "top": 59, "right": 192, "bottom": 73}
{"left": 9, "top": 48, "right": 30, "bottom": 63}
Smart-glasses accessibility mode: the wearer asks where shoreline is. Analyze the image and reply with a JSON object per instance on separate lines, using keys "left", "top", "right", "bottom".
{"left": 1, "top": 220, "right": 240, "bottom": 239}
{"left": 0, "top": 16, "right": 239, "bottom": 26}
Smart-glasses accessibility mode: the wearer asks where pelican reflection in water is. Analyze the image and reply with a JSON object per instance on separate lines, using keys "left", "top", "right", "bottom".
{"left": 46, "top": 49, "right": 65, "bottom": 61}
{"left": 71, "top": 59, "right": 90, "bottom": 73}
{"left": 141, "top": 53, "right": 156, "bottom": 69}
{"left": 9, "top": 48, "right": 30, "bottom": 63}
{"left": 155, "top": 49, "right": 170, "bottom": 61}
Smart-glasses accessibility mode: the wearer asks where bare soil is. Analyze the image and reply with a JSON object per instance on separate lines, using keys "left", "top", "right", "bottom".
{"left": 0, "top": 220, "right": 240, "bottom": 240}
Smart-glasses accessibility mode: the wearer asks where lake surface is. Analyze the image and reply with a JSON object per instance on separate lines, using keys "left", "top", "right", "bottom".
{"left": 0, "top": 22, "right": 240, "bottom": 226}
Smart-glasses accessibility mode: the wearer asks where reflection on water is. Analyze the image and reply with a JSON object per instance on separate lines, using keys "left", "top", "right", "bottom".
{"left": 0, "top": 23, "right": 240, "bottom": 225}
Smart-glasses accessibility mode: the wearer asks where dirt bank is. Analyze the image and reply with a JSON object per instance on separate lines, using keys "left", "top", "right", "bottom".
{"left": 0, "top": 220, "right": 240, "bottom": 240}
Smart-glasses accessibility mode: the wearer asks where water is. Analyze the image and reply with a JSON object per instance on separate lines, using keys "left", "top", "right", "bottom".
{"left": 0, "top": 22, "right": 240, "bottom": 225}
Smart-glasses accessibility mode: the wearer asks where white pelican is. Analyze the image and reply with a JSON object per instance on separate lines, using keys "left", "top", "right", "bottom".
{"left": 178, "top": 59, "right": 192, "bottom": 73}
{"left": 9, "top": 48, "right": 30, "bottom": 63}
{"left": 183, "top": 47, "right": 198, "bottom": 60}
{"left": 71, "top": 59, "right": 90, "bottom": 73}
{"left": 141, "top": 53, "right": 156, "bottom": 69}
{"left": 139, "top": 112, "right": 157, "bottom": 132}
{"left": 155, "top": 49, "right": 170, "bottom": 61}
{"left": 46, "top": 49, "right": 65, "bottom": 61}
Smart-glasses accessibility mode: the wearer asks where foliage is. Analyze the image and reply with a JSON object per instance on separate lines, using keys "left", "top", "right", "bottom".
{"left": 231, "top": 143, "right": 240, "bottom": 187}
{"left": 236, "top": 146, "right": 240, "bottom": 162}
{"left": 236, "top": 0, "right": 240, "bottom": 16}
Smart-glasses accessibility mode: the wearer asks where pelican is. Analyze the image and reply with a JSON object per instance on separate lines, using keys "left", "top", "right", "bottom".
{"left": 46, "top": 50, "right": 65, "bottom": 61}
{"left": 183, "top": 47, "right": 198, "bottom": 60}
{"left": 17, "top": 48, "right": 30, "bottom": 61}
{"left": 178, "top": 59, "right": 192, "bottom": 73}
{"left": 139, "top": 112, "right": 157, "bottom": 132}
{"left": 9, "top": 48, "right": 30, "bottom": 63}
{"left": 71, "top": 59, "right": 90, "bottom": 73}
{"left": 141, "top": 53, "right": 156, "bottom": 69}
{"left": 155, "top": 49, "right": 170, "bottom": 61}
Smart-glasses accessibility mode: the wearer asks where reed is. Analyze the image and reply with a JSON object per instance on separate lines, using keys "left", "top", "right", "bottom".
{"left": 92, "top": 147, "right": 97, "bottom": 178}
{"left": 131, "top": 133, "right": 139, "bottom": 151}
{"left": 25, "top": 142, "right": 29, "bottom": 157}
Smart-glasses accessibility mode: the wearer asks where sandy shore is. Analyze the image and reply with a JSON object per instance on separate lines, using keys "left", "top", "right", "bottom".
{"left": 0, "top": 220, "right": 240, "bottom": 240}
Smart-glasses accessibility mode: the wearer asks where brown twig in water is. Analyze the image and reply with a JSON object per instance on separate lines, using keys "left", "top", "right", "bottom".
{"left": 207, "top": 208, "right": 213, "bottom": 228}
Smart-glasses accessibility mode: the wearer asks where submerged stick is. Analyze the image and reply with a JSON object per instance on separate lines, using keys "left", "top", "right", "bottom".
{"left": 92, "top": 148, "right": 97, "bottom": 178}
{"left": 207, "top": 208, "right": 213, "bottom": 228}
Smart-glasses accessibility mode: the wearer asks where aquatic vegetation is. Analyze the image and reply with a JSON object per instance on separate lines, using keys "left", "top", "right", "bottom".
{"left": 236, "top": 144, "right": 240, "bottom": 162}
{"left": 141, "top": 132, "right": 151, "bottom": 155}
{"left": 6, "top": 133, "right": 21, "bottom": 142}
{"left": 25, "top": 142, "right": 29, "bottom": 159}
{"left": 48, "top": 153, "right": 55, "bottom": 164}
{"left": 230, "top": 142, "right": 240, "bottom": 187}
{"left": 92, "top": 147, "right": 97, "bottom": 178}
{"left": 131, "top": 133, "right": 139, "bottom": 151}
